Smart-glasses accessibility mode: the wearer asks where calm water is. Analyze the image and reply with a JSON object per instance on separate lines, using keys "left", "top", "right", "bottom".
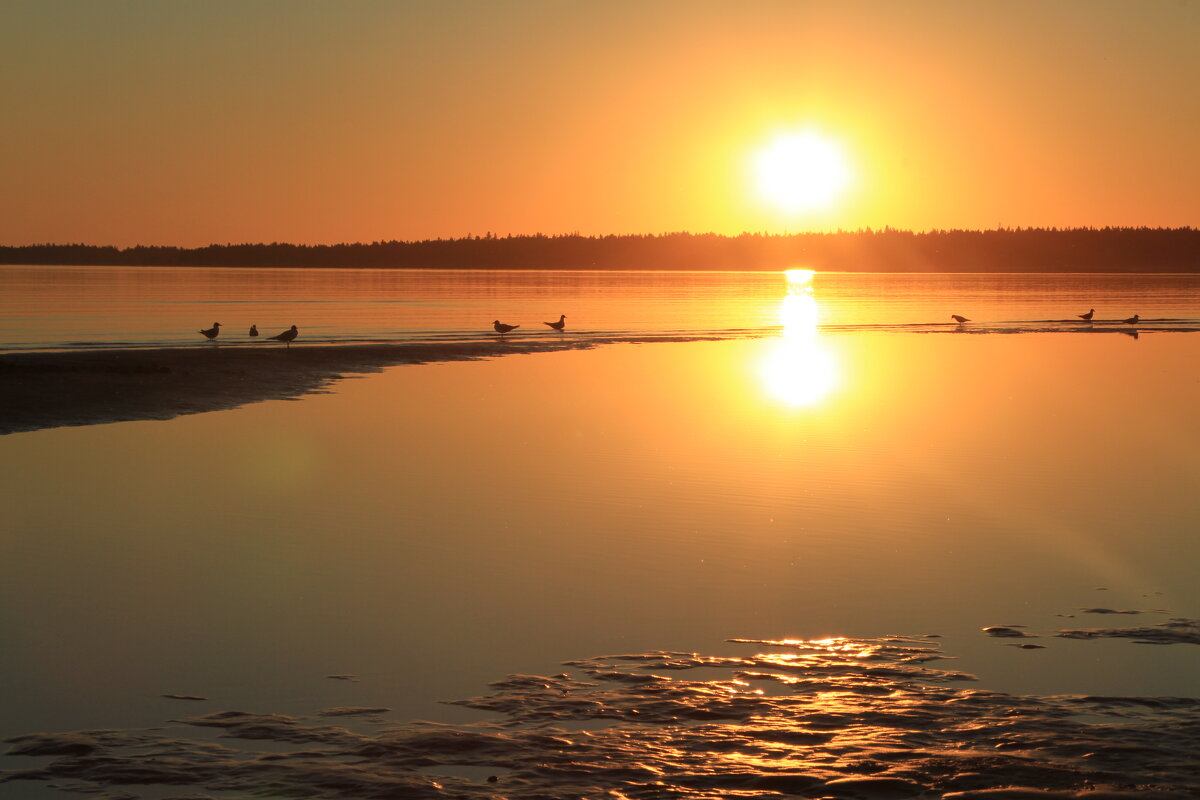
{"left": 2, "top": 268, "right": 1199, "bottom": 797}
{"left": 3, "top": 265, "right": 1200, "bottom": 350}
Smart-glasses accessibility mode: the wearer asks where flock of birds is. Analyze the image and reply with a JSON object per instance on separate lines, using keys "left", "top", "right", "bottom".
{"left": 199, "top": 322, "right": 298, "bottom": 346}
{"left": 951, "top": 309, "right": 1141, "bottom": 325}
{"left": 492, "top": 314, "right": 566, "bottom": 334}
{"left": 197, "top": 315, "right": 568, "bottom": 346}
{"left": 202, "top": 310, "right": 1142, "bottom": 345}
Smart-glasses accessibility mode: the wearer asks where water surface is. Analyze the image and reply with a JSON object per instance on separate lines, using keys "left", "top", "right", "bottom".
{"left": 3, "top": 265, "right": 1199, "bottom": 350}
{"left": 2, "top": 269, "right": 1198, "bottom": 797}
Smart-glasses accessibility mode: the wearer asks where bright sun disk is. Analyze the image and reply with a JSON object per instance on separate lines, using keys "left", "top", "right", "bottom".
{"left": 753, "top": 131, "right": 852, "bottom": 213}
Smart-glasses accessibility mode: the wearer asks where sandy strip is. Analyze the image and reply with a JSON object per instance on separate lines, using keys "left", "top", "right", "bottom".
{"left": 0, "top": 334, "right": 738, "bottom": 435}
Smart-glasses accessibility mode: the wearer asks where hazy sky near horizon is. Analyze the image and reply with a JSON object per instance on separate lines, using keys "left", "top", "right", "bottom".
{"left": 2, "top": 0, "right": 1197, "bottom": 247}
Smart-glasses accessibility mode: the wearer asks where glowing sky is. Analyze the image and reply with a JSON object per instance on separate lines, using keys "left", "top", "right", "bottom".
{"left": 1, "top": 0, "right": 1196, "bottom": 246}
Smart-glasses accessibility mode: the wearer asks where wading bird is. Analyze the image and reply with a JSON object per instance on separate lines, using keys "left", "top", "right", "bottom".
{"left": 544, "top": 314, "right": 566, "bottom": 331}
{"left": 268, "top": 325, "right": 299, "bottom": 347}
{"left": 493, "top": 320, "right": 519, "bottom": 334}
{"left": 1122, "top": 314, "right": 1139, "bottom": 325}
{"left": 199, "top": 322, "right": 221, "bottom": 341}
{"left": 950, "top": 314, "right": 970, "bottom": 324}
{"left": 1078, "top": 309, "right": 1095, "bottom": 321}
{"left": 249, "top": 324, "right": 258, "bottom": 337}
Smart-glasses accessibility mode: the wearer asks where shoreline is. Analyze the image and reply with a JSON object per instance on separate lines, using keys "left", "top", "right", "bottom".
{"left": 0, "top": 334, "right": 741, "bottom": 435}
{"left": 3, "top": 321, "right": 1195, "bottom": 435}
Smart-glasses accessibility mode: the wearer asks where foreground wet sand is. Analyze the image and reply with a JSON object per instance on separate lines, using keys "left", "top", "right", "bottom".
{"left": 5, "top": 632, "right": 1198, "bottom": 798}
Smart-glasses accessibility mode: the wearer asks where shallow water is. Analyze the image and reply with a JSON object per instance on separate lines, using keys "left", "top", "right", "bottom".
{"left": 2, "top": 266, "right": 1200, "bottom": 350}
{"left": 2, "top": 269, "right": 1199, "bottom": 797}
{"left": 8, "top": 636, "right": 1200, "bottom": 798}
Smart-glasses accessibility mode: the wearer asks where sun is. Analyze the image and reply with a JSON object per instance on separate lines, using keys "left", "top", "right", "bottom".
{"left": 752, "top": 131, "right": 852, "bottom": 214}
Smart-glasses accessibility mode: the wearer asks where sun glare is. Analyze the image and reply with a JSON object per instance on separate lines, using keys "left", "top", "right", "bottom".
{"left": 753, "top": 132, "right": 852, "bottom": 214}
{"left": 784, "top": 268, "right": 815, "bottom": 285}
{"left": 759, "top": 270, "right": 839, "bottom": 409}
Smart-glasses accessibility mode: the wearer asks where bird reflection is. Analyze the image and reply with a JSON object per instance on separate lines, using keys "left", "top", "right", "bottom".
{"left": 759, "top": 270, "right": 838, "bottom": 408}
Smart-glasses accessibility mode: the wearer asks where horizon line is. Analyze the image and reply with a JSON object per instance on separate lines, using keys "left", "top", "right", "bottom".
{"left": 4, "top": 225, "right": 1198, "bottom": 250}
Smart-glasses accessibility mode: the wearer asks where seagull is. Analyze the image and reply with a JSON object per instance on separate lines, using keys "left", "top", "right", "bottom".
{"left": 493, "top": 320, "right": 519, "bottom": 334}
{"left": 249, "top": 324, "right": 259, "bottom": 337}
{"left": 950, "top": 314, "right": 970, "bottom": 324}
{"left": 268, "top": 325, "right": 299, "bottom": 347}
{"left": 199, "top": 322, "right": 221, "bottom": 341}
{"left": 1078, "top": 309, "right": 1095, "bottom": 321}
{"left": 1122, "top": 314, "right": 1139, "bottom": 325}
{"left": 544, "top": 314, "right": 566, "bottom": 331}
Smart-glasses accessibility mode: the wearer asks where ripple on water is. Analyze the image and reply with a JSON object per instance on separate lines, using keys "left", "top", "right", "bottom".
{"left": 3, "top": 634, "right": 1199, "bottom": 798}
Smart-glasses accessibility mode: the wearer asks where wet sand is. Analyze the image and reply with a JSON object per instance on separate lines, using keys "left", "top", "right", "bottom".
{"left": 5, "top": 632, "right": 1198, "bottom": 798}
{"left": 0, "top": 334, "right": 739, "bottom": 435}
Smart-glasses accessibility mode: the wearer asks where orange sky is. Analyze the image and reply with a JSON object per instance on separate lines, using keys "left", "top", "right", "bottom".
{"left": 1, "top": 0, "right": 1196, "bottom": 247}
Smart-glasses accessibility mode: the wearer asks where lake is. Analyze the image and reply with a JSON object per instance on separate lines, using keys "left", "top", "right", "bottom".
{"left": 1, "top": 266, "right": 1198, "bottom": 797}
{"left": 4, "top": 265, "right": 1200, "bottom": 350}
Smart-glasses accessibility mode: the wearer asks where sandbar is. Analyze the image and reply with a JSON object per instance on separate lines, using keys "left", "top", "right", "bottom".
{"left": 0, "top": 334, "right": 735, "bottom": 435}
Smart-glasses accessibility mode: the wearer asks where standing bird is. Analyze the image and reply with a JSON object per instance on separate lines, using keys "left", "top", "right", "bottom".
{"left": 249, "top": 324, "right": 259, "bottom": 337}
{"left": 268, "top": 325, "right": 299, "bottom": 347}
{"left": 544, "top": 314, "right": 566, "bottom": 331}
{"left": 1122, "top": 314, "right": 1139, "bottom": 325}
{"left": 1077, "top": 308, "right": 1095, "bottom": 321}
{"left": 950, "top": 315, "right": 970, "bottom": 324}
{"left": 493, "top": 320, "right": 519, "bottom": 334}
{"left": 199, "top": 322, "right": 221, "bottom": 341}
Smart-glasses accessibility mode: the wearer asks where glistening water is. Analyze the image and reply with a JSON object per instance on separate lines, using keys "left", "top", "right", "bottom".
{"left": 1, "top": 268, "right": 1198, "bottom": 797}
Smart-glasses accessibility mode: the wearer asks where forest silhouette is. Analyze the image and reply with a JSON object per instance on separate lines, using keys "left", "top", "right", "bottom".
{"left": 2, "top": 228, "right": 1197, "bottom": 272}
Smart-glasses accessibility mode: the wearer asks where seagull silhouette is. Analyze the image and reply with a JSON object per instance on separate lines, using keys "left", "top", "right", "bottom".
{"left": 493, "top": 320, "right": 519, "bottom": 334}
{"left": 950, "top": 314, "right": 970, "bottom": 324}
{"left": 544, "top": 314, "right": 566, "bottom": 331}
{"left": 1078, "top": 308, "right": 1095, "bottom": 321}
{"left": 268, "top": 325, "right": 299, "bottom": 347}
{"left": 249, "top": 324, "right": 258, "bottom": 337}
{"left": 199, "top": 322, "right": 221, "bottom": 341}
{"left": 1122, "top": 314, "right": 1139, "bottom": 325}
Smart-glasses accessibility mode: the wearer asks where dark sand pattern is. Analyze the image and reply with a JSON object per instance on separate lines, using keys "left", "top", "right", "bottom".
{"left": 5, "top": 637, "right": 1199, "bottom": 798}
{"left": 160, "top": 695, "right": 208, "bottom": 702}
{"left": 1057, "top": 618, "right": 1200, "bottom": 646}
{"left": 982, "top": 626, "right": 1037, "bottom": 638}
{"left": 1079, "top": 608, "right": 1153, "bottom": 615}
{"left": 317, "top": 707, "right": 392, "bottom": 717}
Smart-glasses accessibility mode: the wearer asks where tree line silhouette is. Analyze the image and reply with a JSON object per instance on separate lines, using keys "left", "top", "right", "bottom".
{"left": 2, "top": 227, "right": 1198, "bottom": 271}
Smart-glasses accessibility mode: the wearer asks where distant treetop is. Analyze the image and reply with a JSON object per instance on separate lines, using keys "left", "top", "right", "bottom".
{"left": 1, "top": 228, "right": 1197, "bottom": 272}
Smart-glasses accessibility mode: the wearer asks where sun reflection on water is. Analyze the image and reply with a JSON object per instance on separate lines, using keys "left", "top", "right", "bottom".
{"left": 759, "top": 270, "right": 839, "bottom": 408}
